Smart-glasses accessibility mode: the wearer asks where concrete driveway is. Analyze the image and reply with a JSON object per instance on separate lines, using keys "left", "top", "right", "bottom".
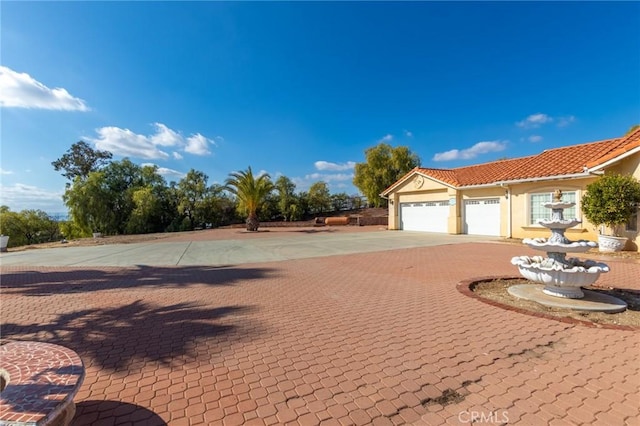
{"left": 0, "top": 228, "right": 492, "bottom": 267}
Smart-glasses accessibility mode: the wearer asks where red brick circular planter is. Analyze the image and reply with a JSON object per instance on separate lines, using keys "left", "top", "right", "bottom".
{"left": 0, "top": 341, "right": 85, "bottom": 425}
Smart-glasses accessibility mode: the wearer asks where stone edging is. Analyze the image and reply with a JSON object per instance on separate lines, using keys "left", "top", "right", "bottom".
{"left": 456, "top": 276, "right": 637, "bottom": 331}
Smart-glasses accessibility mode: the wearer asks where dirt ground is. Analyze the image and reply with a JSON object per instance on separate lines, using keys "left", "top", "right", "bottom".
{"left": 472, "top": 278, "right": 640, "bottom": 328}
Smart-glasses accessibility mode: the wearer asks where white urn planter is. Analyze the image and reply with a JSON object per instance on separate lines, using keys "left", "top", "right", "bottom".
{"left": 0, "top": 235, "right": 8, "bottom": 252}
{"left": 597, "top": 235, "right": 627, "bottom": 253}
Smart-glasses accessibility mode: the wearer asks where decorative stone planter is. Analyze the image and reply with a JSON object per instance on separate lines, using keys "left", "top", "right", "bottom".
{"left": 0, "top": 235, "right": 8, "bottom": 252}
{"left": 0, "top": 341, "right": 85, "bottom": 426}
{"left": 597, "top": 234, "right": 627, "bottom": 253}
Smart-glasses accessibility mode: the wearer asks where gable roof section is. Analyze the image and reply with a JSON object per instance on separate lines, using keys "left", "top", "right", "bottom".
{"left": 381, "top": 128, "right": 640, "bottom": 196}
{"left": 586, "top": 127, "right": 640, "bottom": 170}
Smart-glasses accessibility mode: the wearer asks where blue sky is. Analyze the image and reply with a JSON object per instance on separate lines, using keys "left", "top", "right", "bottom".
{"left": 1, "top": 1, "right": 639, "bottom": 213}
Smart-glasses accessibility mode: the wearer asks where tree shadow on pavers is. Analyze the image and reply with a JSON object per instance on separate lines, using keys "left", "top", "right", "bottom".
{"left": 73, "top": 400, "right": 167, "bottom": 425}
{"left": 1, "top": 265, "right": 276, "bottom": 296}
{"left": 2, "top": 300, "right": 259, "bottom": 371}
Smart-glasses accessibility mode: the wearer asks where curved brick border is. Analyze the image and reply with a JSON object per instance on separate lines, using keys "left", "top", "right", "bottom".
{"left": 457, "top": 276, "right": 639, "bottom": 331}
{"left": 0, "top": 341, "right": 85, "bottom": 425}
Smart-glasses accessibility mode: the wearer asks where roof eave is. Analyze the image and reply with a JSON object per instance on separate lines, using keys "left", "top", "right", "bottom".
{"left": 587, "top": 145, "right": 640, "bottom": 172}
{"left": 494, "top": 172, "right": 594, "bottom": 186}
{"left": 381, "top": 170, "right": 457, "bottom": 196}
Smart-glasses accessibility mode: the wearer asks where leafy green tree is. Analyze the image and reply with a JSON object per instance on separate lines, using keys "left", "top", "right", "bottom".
{"left": 225, "top": 167, "right": 275, "bottom": 231}
{"left": 63, "top": 159, "right": 156, "bottom": 235}
{"left": 331, "top": 192, "right": 350, "bottom": 212}
{"left": 353, "top": 143, "right": 420, "bottom": 207}
{"left": 176, "top": 169, "right": 209, "bottom": 230}
{"left": 52, "top": 141, "right": 112, "bottom": 183}
{"left": 275, "top": 176, "right": 297, "bottom": 221}
{"left": 0, "top": 207, "right": 61, "bottom": 247}
{"left": 308, "top": 181, "right": 332, "bottom": 214}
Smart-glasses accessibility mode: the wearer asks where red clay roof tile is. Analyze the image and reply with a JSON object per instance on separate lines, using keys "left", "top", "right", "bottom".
{"left": 389, "top": 128, "right": 640, "bottom": 192}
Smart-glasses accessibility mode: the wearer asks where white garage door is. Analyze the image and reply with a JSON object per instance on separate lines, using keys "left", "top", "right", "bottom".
{"left": 464, "top": 199, "right": 501, "bottom": 236}
{"left": 400, "top": 201, "right": 449, "bottom": 232}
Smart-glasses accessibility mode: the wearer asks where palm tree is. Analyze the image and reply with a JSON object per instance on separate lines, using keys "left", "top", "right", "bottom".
{"left": 225, "top": 167, "right": 274, "bottom": 231}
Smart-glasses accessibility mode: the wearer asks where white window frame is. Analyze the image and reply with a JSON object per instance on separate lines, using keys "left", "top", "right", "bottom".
{"left": 528, "top": 190, "right": 579, "bottom": 226}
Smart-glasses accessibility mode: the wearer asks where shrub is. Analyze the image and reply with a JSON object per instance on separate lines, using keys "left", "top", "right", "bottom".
{"left": 581, "top": 174, "right": 640, "bottom": 235}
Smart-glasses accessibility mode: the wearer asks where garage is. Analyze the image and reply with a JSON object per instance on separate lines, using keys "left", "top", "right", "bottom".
{"left": 400, "top": 201, "right": 449, "bottom": 232}
{"left": 463, "top": 198, "right": 501, "bottom": 236}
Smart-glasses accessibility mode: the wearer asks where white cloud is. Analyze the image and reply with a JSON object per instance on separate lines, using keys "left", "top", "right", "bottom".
{"left": 185, "top": 133, "right": 212, "bottom": 155}
{"left": 404, "top": 130, "right": 413, "bottom": 138}
{"left": 0, "top": 66, "right": 89, "bottom": 111}
{"left": 150, "top": 123, "right": 182, "bottom": 146}
{"left": 0, "top": 183, "right": 65, "bottom": 211}
{"left": 87, "top": 123, "right": 215, "bottom": 160}
{"left": 141, "top": 163, "right": 186, "bottom": 179}
{"left": 380, "top": 134, "right": 393, "bottom": 142}
{"left": 528, "top": 135, "right": 543, "bottom": 143}
{"left": 304, "top": 172, "right": 354, "bottom": 182}
{"left": 90, "top": 126, "right": 170, "bottom": 160}
{"left": 516, "top": 113, "right": 553, "bottom": 129}
{"left": 433, "top": 140, "right": 508, "bottom": 162}
{"left": 557, "top": 115, "right": 576, "bottom": 127}
{"left": 0, "top": 168, "right": 14, "bottom": 175}
{"left": 314, "top": 161, "right": 356, "bottom": 171}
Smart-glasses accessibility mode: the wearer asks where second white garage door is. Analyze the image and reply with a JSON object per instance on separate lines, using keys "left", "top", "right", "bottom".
{"left": 400, "top": 201, "right": 449, "bottom": 233}
{"left": 464, "top": 199, "right": 501, "bottom": 236}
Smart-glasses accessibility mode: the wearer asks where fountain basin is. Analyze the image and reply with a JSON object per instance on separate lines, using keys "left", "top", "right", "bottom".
{"left": 537, "top": 219, "right": 582, "bottom": 229}
{"left": 542, "top": 201, "right": 576, "bottom": 209}
{"left": 511, "top": 256, "right": 609, "bottom": 298}
{"left": 523, "top": 238, "right": 597, "bottom": 253}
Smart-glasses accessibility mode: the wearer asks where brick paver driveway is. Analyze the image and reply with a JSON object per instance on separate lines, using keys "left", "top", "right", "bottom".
{"left": 1, "top": 229, "right": 639, "bottom": 425}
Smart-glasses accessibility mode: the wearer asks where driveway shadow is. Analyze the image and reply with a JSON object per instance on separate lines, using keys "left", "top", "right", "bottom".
{"left": 1, "top": 265, "right": 276, "bottom": 296}
{"left": 2, "top": 300, "right": 258, "bottom": 371}
{"left": 73, "top": 400, "right": 167, "bottom": 425}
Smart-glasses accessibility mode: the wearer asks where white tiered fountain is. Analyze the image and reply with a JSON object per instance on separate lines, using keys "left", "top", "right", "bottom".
{"left": 510, "top": 190, "right": 627, "bottom": 312}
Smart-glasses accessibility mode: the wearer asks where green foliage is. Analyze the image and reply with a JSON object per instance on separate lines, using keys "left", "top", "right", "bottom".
{"left": 275, "top": 176, "right": 297, "bottom": 221}
{"left": 625, "top": 124, "right": 639, "bottom": 135}
{"left": 308, "top": 181, "right": 332, "bottom": 214}
{"left": 225, "top": 167, "right": 275, "bottom": 231}
{"left": 176, "top": 169, "right": 210, "bottom": 230}
{"left": 52, "top": 141, "right": 112, "bottom": 182}
{"left": 581, "top": 174, "right": 640, "bottom": 235}
{"left": 0, "top": 206, "right": 62, "bottom": 247}
{"left": 353, "top": 143, "right": 420, "bottom": 207}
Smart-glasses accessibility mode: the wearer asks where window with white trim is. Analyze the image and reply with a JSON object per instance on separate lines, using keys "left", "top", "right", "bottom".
{"left": 529, "top": 191, "right": 577, "bottom": 225}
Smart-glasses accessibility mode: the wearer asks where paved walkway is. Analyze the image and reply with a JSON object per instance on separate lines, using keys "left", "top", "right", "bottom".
{"left": 1, "top": 229, "right": 638, "bottom": 425}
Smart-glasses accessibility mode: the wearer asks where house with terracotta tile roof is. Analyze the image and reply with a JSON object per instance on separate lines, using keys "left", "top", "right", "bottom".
{"left": 381, "top": 127, "right": 640, "bottom": 251}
